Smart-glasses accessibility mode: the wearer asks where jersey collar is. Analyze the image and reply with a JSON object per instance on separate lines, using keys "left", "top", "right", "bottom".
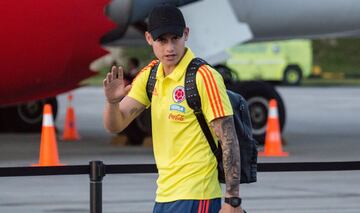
{"left": 156, "top": 48, "right": 195, "bottom": 82}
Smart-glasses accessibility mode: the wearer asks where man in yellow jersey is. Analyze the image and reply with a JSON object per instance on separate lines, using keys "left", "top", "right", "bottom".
{"left": 103, "top": 4, "right": 244, "bottom": 213}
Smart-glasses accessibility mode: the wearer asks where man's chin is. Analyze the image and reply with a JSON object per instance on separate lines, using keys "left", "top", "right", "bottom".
{"left": 163, "top": 59, "right": 180, "bottom": 67}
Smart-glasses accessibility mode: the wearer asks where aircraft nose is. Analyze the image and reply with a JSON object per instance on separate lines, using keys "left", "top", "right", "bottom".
{"left": 104, "top": 0, "right": 132, "bottom": 26}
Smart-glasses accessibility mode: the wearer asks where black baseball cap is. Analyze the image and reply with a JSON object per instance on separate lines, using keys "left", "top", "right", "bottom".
{"left": 147, "top": 4, "right": 186, "bottom": 40}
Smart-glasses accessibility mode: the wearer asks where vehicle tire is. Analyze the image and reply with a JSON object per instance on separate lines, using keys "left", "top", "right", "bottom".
{"left": 283, "top": 65, "right": 302, "bottom": 86}
{"left": 0, "top": 97, "right": 58, "bottom": 132}
{"left": 122, "top": 108, "right": 152, "bottom": 145}
{"left": 227, "top": 81, "right": 286, "bottom": 144}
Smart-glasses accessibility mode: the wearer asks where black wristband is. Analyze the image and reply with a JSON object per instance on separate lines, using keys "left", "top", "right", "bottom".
{"left": 224, "top": 197, "right": 242, "bottom": 208}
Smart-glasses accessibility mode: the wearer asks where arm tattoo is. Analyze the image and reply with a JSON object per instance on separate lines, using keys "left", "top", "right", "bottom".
{"left": 129, "top": 107, "right": 143, "bottom": 117}
{"left": 129, "top": 107, "right": 139, "bottom": 116}
{"left": 211, "top": 116, "right": 240, "bottom": 196}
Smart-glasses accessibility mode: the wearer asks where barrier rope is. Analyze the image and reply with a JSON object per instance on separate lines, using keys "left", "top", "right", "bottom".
{"left": 1, "top": 161, "right": 360, "bottom": 177}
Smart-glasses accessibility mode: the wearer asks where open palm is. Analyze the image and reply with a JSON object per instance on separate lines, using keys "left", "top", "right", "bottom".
{"left": 103, "top": 66, "right": 132, "bottom": 104}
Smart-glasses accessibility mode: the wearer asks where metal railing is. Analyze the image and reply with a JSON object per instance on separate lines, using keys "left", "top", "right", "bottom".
{"left": 1, "top": 161, "right": 360, "bottom": 213}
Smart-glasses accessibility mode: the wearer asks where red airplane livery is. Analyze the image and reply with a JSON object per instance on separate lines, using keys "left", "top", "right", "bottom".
{"left": 0, "top": 0, "right": 114, "bottom": 131}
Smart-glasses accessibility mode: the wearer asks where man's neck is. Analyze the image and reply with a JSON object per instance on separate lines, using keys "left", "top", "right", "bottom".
{"left": 162, "top": 64, "right": 176, "bottom": 77}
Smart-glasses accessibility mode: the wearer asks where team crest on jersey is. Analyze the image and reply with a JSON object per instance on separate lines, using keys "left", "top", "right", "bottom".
{"left": 173, "top": 86, "right": 185, "bottom": 103}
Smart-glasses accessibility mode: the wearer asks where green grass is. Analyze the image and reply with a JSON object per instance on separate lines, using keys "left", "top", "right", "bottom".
{"left": 83, "top": 47, "right": 155, "bottom": 86}
{"left": 313, "top": 38, "right": 360, "bottom": 78}
{"left": 85, "top": 38, "right": 360, "bottom": 87}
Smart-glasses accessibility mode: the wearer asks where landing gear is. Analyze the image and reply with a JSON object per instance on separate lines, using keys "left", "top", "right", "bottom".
{"left": 0, "top": 97, "right": 58, "bottom": 132}
{"left": 122, "top": 108, "right": 151, "bottom": 145}
{"left": 227, "top": 81, "right": 286, "bottom": 144}
{"left": 215, "top": 65, "right": 286, "bottom": 145}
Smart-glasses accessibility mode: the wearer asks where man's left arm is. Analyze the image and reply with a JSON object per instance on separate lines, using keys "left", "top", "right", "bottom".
{"left": 210, "top": 116, "right": 243, "bottom": 212}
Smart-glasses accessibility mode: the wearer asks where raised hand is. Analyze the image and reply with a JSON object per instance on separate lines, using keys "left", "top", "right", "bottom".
{"left": 103, "top": 66, "right": 132, "bottom": 104}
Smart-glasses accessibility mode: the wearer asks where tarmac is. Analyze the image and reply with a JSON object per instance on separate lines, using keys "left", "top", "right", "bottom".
{"left": 1, "top": 86, "right": 360, "bottom": 212}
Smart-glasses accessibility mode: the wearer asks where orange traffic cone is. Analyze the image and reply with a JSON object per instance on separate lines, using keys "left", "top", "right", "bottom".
{"left": 259, "top": 99, "right": 289, "bottom": 157}
{"left": 32, "top": 104, "right": 64, "bottom": 166}
{"left": 62, "top": 94, "right": 80, "bottom": 141}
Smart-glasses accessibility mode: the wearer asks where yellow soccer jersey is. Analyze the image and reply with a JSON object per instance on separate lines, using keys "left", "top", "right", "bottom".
{"left": 128, "top": 48, "right": 233, "bottom": 202}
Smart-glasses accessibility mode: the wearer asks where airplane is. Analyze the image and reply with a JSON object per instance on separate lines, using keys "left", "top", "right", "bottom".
{"left": 1, "top": 0, "right": 360, "bottom": 144}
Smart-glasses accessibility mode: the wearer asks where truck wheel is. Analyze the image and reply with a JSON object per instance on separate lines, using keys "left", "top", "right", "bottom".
{"left": 283, "top": 65, "right": 302, "bottom": 86}
{"left": 227, "top": 81, "right": 286, "bottom": 144}
{"left": 0, "top": 97, "right": 58, "bottom": 132}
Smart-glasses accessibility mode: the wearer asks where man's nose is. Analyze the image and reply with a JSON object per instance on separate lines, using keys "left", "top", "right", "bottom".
{"left": 165, "top": 42, "right": 175, "bottom": 53}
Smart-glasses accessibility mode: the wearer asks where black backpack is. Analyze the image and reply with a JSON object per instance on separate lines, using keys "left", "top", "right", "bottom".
{"left": 146, "top": 58, "right": 257, "bottom": 184}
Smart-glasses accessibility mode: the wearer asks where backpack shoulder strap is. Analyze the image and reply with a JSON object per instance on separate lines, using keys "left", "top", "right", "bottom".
{"left": 185, "top": 58, "right": 207, "bottom": 111}
{"left": 146, "top": 61, "right": 160, "bottom": 102}
{"left": 185, "top": 58, "right": 219, "bottom": 156}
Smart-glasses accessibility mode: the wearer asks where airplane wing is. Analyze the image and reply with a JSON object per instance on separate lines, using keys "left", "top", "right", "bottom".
{"left": 179, "top": 0, "right": 253, "bottom": 64}
{"left": 105, "top": 0, "right": 360, "bottom": 63}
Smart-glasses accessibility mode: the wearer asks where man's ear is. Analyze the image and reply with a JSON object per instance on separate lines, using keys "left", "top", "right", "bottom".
{"left": 145, "top": 31, "right": 153, "bottom": 45}
{"left": 183, "top": 27, "right": 189, "bottom": 41}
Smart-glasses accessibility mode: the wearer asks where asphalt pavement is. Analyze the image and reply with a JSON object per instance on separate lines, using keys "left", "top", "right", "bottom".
{"left": 1, "top": 86, "right": 360, "bottom": 212}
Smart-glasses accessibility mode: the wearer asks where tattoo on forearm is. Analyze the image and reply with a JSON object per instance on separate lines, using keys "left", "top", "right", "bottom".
{"left": 211, "top": 116, "right": 240, "bottom": 196}
{"left": 129, "top": 107, "right": 138, "bottom": 116}
{"left": 129, "top": 107, "right": 144, "bottom": 117}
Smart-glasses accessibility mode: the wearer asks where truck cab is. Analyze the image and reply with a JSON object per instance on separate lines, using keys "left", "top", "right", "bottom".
{"left": 225, "top": 39, "right": 312, "bottom": 85}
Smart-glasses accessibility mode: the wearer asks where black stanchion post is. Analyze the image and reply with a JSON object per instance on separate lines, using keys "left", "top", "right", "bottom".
{"left": 90, "top": 161, "right": 105, "bottom": 213}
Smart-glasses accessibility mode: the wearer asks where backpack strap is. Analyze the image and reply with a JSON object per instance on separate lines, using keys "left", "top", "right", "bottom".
{"left": 185, "top": 58, "right": 220, "bottom": 158}
{"left": 146, "top": 61, "right": 160, "bottom": 102}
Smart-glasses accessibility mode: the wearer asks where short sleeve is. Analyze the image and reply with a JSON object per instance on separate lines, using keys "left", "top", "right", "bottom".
{"left": 196, "top": 65, "right": 233, "bottom": 122}
{"left": 127, "top": 66, "right": 152, "bottom": 108}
